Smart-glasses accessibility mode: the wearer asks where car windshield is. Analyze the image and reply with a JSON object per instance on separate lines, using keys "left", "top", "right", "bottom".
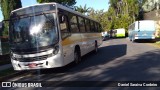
{"left": 9, "top": 13, "right": 58, "bottom": 52}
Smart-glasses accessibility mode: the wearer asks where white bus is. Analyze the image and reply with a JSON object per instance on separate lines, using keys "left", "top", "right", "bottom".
{"left": 8, "top": 3, "right": 102, "bottom": 70}
{"left": 128, "top": 20, "right": 156, "bottom": 42}
{"left": 114, "top": 28, "right": 125, "bottom": 38}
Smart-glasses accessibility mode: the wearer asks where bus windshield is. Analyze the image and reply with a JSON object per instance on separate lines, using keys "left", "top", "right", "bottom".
{"left": 9, "top": 13, "right": 58, "bottom": 52}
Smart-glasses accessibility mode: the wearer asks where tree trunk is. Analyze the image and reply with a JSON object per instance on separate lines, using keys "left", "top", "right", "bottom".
{"left": 0, "top": 0, "right": 22, "bottom": 36}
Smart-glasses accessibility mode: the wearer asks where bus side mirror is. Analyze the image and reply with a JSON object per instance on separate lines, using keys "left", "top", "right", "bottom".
{"left": 59, "top": 15, "right": 65, "bottom": 23}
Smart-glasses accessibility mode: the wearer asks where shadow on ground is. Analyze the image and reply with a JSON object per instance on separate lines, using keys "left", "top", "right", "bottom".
{"left": 7, "top": 44, "right": 160, "bottom": 90}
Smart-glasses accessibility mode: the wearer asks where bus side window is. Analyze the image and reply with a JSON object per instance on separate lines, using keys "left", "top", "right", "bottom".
{"left": 133, "top": 23, "right": 135, "bottom": 30}
{"left": 94, "top": 22, "right": 98, "bottom": 32}
{"left": 78, "top": 16, "right": 86, "bottom": 32}
{"left": 90, "top": 21, "right": 95, "bottom": 32}
{"left": 59, "top": 13, "right": 70, "bottom": 40}
{"left": 68, "top": 14, "right": 79, "bottom": 33}
{"left": 85, "top": 19, "right": 91, "bottom": 32}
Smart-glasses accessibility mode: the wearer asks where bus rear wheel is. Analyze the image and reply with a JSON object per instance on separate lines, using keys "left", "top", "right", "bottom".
{"left": 94, "top": 42, "right": 98, "bottom": 53}
{"left": 74, "top": 49, "right": 81, "bottom": 64}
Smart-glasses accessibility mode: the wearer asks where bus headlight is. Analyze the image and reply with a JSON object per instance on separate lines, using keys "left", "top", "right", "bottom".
{"left": 10, "top": 53, "right": 17, "bottom": 60}
{"left": 52, "top": 46, "right": 59, "bottom": 55}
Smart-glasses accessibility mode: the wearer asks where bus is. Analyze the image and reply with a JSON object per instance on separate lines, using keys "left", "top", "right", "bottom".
{"left": 114, "top": 28, "right": 125, "bottom": 38}
{"left": 128, "top": 20, "right": 156, "bottom": 42}
{"left": 7, "top": 3, "right": 102, "bottom": 70}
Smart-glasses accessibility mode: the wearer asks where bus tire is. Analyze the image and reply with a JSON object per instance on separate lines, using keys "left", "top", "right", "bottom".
{"left": 74, "top": 47, "right": 81, "bottom": 64}
{"left": 94, "top": 41, "right": 98, "bottom": 53}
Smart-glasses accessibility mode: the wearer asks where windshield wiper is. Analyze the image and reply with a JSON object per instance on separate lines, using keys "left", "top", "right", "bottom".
{"left": 42, "top": 13, "right": 55, "bottom": 26}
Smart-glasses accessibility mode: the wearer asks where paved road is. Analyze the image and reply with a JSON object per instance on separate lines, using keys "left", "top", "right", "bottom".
{"left": 4, "top": 38, "right": 160, "bottom": 90}
{"left": 0, "top": 64, "right": 12, "bottom": 71}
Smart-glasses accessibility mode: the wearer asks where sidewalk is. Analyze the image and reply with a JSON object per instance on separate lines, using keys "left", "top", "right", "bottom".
{"left": 0, "top": 64, "right": 12, "bottom": 71}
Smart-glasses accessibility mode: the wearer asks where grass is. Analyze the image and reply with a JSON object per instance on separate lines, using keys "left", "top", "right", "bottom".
{"left": 154, "top": 38, "right": 160, "bottom": 47}
{"left": 150, "top": 38, "right": 160, "bottom": 48}
{"left": 154, "top": 42, "right": 160, "bottom": 48}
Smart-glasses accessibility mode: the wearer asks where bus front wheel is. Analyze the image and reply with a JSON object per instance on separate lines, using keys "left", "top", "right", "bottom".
{"left": 94, "top": 41, "right": 98, "bottom": 53}
{"left": 74, "top": 48, "right": 81, "bottom": 64}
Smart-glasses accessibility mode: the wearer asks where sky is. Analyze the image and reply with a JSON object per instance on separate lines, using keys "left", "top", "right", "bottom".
{"left": 0, "top": 0, "right": 109, "bottom": 21}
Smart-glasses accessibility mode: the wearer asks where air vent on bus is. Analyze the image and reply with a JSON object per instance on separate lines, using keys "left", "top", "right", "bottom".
{"left": 17, "top": 55, "right": 49, "bottom": 62}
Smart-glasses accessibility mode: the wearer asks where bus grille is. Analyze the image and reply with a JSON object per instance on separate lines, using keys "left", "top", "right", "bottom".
{"left": 17, "top": 54, "right": 51, "bottom": 62}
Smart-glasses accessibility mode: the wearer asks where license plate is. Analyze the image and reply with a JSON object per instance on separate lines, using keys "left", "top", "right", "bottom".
{"left": 28, "top": 63, "right": 37, "bottom": 68}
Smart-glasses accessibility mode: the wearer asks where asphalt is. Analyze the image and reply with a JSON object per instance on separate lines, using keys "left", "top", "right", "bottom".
{"left": 1, "top": 38, "right": 160, "bottom": 90}
{"left": 0, "top": 64, "right": 12, "bottom": 71}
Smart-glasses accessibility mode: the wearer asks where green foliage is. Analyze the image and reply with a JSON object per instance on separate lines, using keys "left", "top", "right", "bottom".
{"left": 87, "top": 0, "right": 146, "bottom": 36}
{"left": 37, "top": 0, "right": 76, "bottom": 6}
{"left": 104, "top": 0, "right": 144, "bottom": 33}
{"left": 142, "top": 0, "right": 160, "bottom": 12}
{"left": 75, "top": 4, "right": 91, "bottom": 15}
{"left": 0, "top": 0, "right": 22, "bottom": 36}
{"left": 88, "top": 8, "right": 106, "bottom": 31}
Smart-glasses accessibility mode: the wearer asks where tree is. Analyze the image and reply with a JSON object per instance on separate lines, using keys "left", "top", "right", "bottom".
{"left": 104, "top": 0, "right": 144, "bottom": 35}
{"left": 37, "top": 0, "right": 76, "bottom": 6}
{"left": 75, "top": 4, "right": 91, "bottom": 15}
{"left": 0, "top": 0, "right": 22, "bottom": 36}
{"left": 88, "top": 8, "right": 108, "bottom": 31}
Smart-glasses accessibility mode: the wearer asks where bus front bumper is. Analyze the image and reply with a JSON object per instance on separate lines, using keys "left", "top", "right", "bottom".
{"left": 11, "top": 53, "right": 64, "bottom": 71}
{"left": 135, "top": 36, "right": 155, "bottom": 40}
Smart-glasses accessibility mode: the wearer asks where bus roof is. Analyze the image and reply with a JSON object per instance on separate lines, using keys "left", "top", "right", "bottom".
{"left": 11, "top": 2, "right": 98, "bottom": 23}
{"left": 11, "top": 2, "right": 56, "bottom": 13}
{"left": 136, "top": 20, "right": 155, "bottom": 23}
{"left": 132, "top": 20, "right": 155, "bottom": 24}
